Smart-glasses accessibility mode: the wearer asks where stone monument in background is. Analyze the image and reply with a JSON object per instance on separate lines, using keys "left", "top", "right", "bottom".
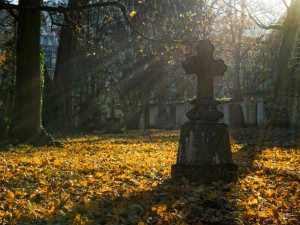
{"left": 171, "top": 39, "right": 238, "bottom": 184}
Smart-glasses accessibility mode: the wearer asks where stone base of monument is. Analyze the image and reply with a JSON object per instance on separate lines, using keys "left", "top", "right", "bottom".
{"left": 171, "top": 163, "right": 238, "bottom": 184}
{"left": 171, "top": 121, "right": 238, "bottom": 184}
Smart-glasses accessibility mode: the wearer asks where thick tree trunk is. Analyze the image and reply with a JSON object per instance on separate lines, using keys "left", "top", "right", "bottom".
{"left": 289, "top": 31, "right": 300, "bottom": 127}
{"left": 9, "top": 0, "right": 52, "bottom": 145}
{"left": 50, "top": 25, "right": 76, "bottom": 132}
{"left": 271, "top": 0, "right": 300, "bottom": 127}
{"left": 46, "top": 0, "right": 89, "bottom": 132}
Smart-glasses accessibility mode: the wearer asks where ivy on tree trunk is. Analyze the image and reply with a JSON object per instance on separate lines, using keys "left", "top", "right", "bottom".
{"left": 9, "top": 0, "right": 52, "bottom": 145}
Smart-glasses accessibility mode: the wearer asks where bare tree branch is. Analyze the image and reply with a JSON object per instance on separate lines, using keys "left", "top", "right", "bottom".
{"left": 0, "top": 1, "right": 189, "bottom": 44}
{"left": 0, "top": 0, "right": 18, "bottom": 20}
{"left": 282, "top": 0, "right": 289, "bottom": 9}
{"left": 61, "top": 10, "right": 77, "bottom": 30}
{"left": 223, "top": 0, "right": 284, "bottom": 30}
{"left": 48, "top": 12, "right": 67, "bottom": 29}
{"left": 246, "top": 11, "right": 284, "bottom": 30}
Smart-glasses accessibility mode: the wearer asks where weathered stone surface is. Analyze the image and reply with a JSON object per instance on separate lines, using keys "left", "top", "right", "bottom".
{"left": 106, "top": 118, "right": 122, "bottom": 133}
{"left": 187, "top": 99, "right": 224, "bottom": 122}
{"left": 172, "top": 121, "right": 238, "bottom": 183}
{"left": 171, "top": 163, "right": 238, "bottom": 184}
{"left": 229, "top": 103, "right": 245, "bottom": 128}
{"left": 176, "top": 122, "right": 233, "bottom": 165}
{"left": 172, "top": 122, "right": 238, "bottom": 183}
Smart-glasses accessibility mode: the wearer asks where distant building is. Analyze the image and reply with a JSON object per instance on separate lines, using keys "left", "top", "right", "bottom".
{"left": 40, "top": 18, "right": 59, "bottom": 80}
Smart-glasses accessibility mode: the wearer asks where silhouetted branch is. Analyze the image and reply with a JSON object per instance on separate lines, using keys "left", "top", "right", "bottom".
{"left": 48, "top": 12, "right": 66, "bottom": 29}
{"left": 245, "top": 8, "right": 284, "bottom": 30}
{"left": 282, "top": 0, "right": 289, "bottom": 9}
{"left": 223, "top": 0, "right": 284, "bottom": 30}
{"left": 0, "top": 0, "right": 18, "bottom": 20}
{"left": 0, "top": 1, "right": 187, "bottom": 43}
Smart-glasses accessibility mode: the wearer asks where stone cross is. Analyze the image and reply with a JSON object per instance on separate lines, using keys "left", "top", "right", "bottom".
{"left": 171, "top": 39, "right": 238, "bottom": 184}
{"left": 182, "top": 39, "right": 227, "bottom": 99}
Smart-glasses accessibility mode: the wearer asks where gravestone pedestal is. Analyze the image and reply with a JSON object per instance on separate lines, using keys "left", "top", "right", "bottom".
{"left": 171, "top": 39, "right": 238, "bottom": 183}
{"left": 171, "top": 122, "right": 238, "bottom": 183}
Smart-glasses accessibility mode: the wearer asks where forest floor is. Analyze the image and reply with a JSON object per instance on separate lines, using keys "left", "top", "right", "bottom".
{"left": 0, "top": 128, "right": 299, "bottom": 224}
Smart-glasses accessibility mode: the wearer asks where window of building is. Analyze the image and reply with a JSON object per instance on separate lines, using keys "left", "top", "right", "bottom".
{"left": 43, "top": 37, "right": 48, "bottom": 45}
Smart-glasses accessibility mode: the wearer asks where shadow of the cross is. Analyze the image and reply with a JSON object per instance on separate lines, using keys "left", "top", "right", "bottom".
{"left": 34, "top": 179, "right": 240, "bottom": 225}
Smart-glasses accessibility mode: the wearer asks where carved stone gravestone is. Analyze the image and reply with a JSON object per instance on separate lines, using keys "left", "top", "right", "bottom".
{"left": 171, "top": 39, "right": 238, "bottom": 184}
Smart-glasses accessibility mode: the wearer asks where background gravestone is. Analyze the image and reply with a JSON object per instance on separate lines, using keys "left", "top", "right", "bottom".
{"left": 229, "top": 102, "right": 245, "bottom": 128}
{"left": 171, "top": 39, "right": 238, "bottom": 184}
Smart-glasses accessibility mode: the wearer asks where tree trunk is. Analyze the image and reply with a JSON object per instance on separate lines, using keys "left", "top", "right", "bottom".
{"left": 9, "top": 0, "right": 52, "bottom": 145}
{"left": 47, "top": 0, "right": 89, "bottom": 132}
{"left": 50, "top": 24, "right": 76, "bottom": 132}
{"left": 42, "top": 66, "right": 53, "bottom": 129}
{"left": 271, "top": 0, "right": 300, "bottom": 127}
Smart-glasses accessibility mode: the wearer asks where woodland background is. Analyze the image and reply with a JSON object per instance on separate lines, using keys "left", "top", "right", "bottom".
{"left": 0, "top": 1, "right": 299, "bottom": 224}
{"left": 0, "top": 0, "right": 299, "bottom": 145}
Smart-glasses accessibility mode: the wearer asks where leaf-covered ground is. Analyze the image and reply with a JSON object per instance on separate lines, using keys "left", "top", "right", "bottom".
{"left": 0, "top": 129, "right": 299, "bottom": 224}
